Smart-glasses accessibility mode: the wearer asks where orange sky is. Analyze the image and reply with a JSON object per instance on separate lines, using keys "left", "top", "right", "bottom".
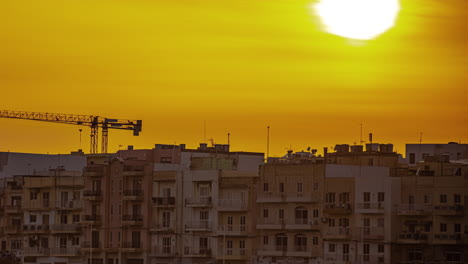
{"left": 1, "top": 0, "right": 467, "bottom": 157}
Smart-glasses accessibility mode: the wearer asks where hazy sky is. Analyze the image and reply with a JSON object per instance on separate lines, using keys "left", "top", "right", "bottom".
{"left": 1, "top": 0, "right": 467, "bottom": 156}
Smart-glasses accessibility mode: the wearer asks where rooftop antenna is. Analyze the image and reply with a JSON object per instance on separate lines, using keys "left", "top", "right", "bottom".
{"left": 360, "top": 123, "right": 366, "bottom": 144}
{"left": 419, "top": 132, "right": 423, "bottom": 144}
{"left": 204, "top": 120, "right": 206, "bottom": 143}
{"left": 79, "top": 129, "right": 83, "bottom": 149}
{"left": 266, "top": 126, "right": 270, "bottom": 162}
{"left": 227, "top": 133, "right": 230, "bottom": 145}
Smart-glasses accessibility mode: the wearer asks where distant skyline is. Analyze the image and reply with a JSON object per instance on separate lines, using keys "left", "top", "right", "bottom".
{"left": 1, "top": 0, "right": 467, "bottom": 156}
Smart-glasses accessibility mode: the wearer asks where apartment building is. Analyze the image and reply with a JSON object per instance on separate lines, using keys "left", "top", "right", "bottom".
{"left": 406, "top": 142, "right": 468, "bottom": 165}
{"left": 0, "top": 176, "right": 24, "bottom": 257}
{"left": 81, "top": 150, "right": 154, "bottom": 264}
{"left": 150, "top": 143, "right": 263, "bottom": 264}
{"left": 393, "top": 158, "right": 468, "bottom": 264}
{"left": 21, "top": 168, "right": 84, "bottom": 264}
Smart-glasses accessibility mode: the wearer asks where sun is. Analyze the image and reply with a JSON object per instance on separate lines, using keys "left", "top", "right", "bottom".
{"left": 313, "top": 0, "right": 400, "bottom": 40}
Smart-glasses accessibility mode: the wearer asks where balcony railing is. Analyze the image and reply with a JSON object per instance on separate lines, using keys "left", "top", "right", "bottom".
{"left": 23, "top": 247, "right": 50, "bottom": 256}
{"left": 83, "top": 190, "right": 102, "bottom": 198}
{"left": 23, "top": 224, "right": 49, "bottom": 233}
{"left": 23, "top": 200, "right": 51, "bottom": 210}
{"left": 123, "top": 189, "right": 144, "bottom": 198}
{"left": 122, "top": 241, "right": 142, "bottom": 249}
{"left": 122, "top": 214, "right": 143, "bottom": 223}
{"left": 185, "top": 196, "right": 212, "bottom": 207}
{"left": 433, "top": 233, "right": 463, "bottom": 243}
{"left": 183, "top": 247, "right": 212, "bottom": 257}
{"left": 185, "top": 221, "right": 212, "bottom": 230}
{"left": 50, "top": 247, "right": 79, "bottom": 256}
{"left": 4, "top": 205, "right": 22, "bottom": 213}
{"left": 82, "top": 214, "right": 102, "bottom": 223}
{"left": 361, "top": 227, "right": 385, "bottom": 240}
{"left": 56, "top": 200, "right": 83, "bottom": 210}
{"left": 152, "top": 246, "right": 176, "bottom": 256}
{"left": 81, "top": 241, "right": 101, "bottom": 249}
{"left": 396, "top": 204, "right": 432, "bottom": 215}
{"left": 84, "top": 166, "right": 105, "bottom": 176}
{"left": 356, "top": 202, "right": 385, "bottom": 212}
{"left": 358, "top": 254, "right": 385, "bottom": 263}
{"left": 218, "top": 225, "right": 247, "bottom": 235}
{"left": 51, "top": 224, "right": 81, "bottom": 233}
{"left": 433, "top": 204, "right": 464, "bottom": 215}
{"left": 397, "top": 232, "right": 429, "bottom": 243}
{"left": 218, "top": 248, "right": 249, "bottom": 258}
{"left": 323, "top": 227, "right": 352, "bottom": 239}
{"left": 324, "top": 203, "right": 352, "bottom": 214}
{"left": 218, "top": 199, "right": 247, "bottom": 211}
{"left": 152, "top": 196, "right": 176, "bottom": 206}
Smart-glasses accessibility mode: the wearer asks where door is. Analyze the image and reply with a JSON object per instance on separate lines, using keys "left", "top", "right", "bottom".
{"left": 42, "top": 192, "right": 50, "bottom": 207}
{"left": 42, "top": 214, "right": 49, "bottom": 225}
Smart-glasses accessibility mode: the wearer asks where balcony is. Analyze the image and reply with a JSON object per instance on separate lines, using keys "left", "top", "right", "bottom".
{"left": 81, "top": 242, "right": 102, "bottom": 252}
{"left": 185, "top": 221, "right": 212, "bottom": 231}
{"left": 358, "top": 254, "right": 385, "bottom": 264}
{"left": 256, "top": 192, "right": 284, "bottom": 203}
{"left": 83, "top": 190, "right": 102, "bottom": 200}
{"left": 123, "top": 189, "right": 144, "bottom": 200}
{"left": 23, "top": 247, "right": 50, "bottom": 256}
{"left": 81, "top": 214, "right": 102, "bottom": 225}
{"left": 152, "top": 196, "right": 176, "bottom": 207}
{"left": 50, "top": 247, "right": 80, "bottom": 256}
{"left": 4, "top": 225, "right": 21, "bottom": 234}
{"left": 323, "top": 227, "right": 352, "bottom": 240}
{"left": 23, "top": 224, "right": 50, "bottom": 234}
{"left": 123, "top": 165, "right": 145, "bottom": 176}
{"left": 285, "top": 192, "right": 320, "bottom": 203}
{"left": 356, "top": 203, "right": 385, "bottom": 214}
{"left": 433, "top": 204, "right": 464, "bottom": 216}
{"left": 397, "top": 232, "right": 429, "bottom": 244}
{"left": 256, "top": 245, "right": 286, "bottom": 257}
{"left": 218, "top": 199, "right": 248, "bottom": 211}
{"left": 151, "top": 246, "right": 176, "bottom": 257}
{"left": 217, "top": 248, "right": 250, "bottom": 260}
{"left": 56, "top": 200, "right": 83, "bottom": 210}
{"left": 361, "top": 227, "right": 385, "bottom": 240}
{"left": 22, "top": 200, "right": 51, "bottom": 210}
{"left": 285, "top": 246, "right": 322, "bottom": 258}
{"left": 150, "top": 223, "right": 175, "bottom": 233}
{"left": 51, "top": 224, "right": 81, "bottom": 233}
{"left": 84, "top": 166, "right": 105, "bottom": 177}
{"left": 183, "top": 247, "right": 212, "bottom": 257}
{"left": 122, "top": 214, "right": 144, "bottom": 226}
{"left": 285, "top": 218, "right": 321, "bottom": 230}
{"left": 218, "top": 225, "right": 248, "bottom": 236}
{"left": 396, "top": 204, "right": 432, "bottom": 216}
{"left": 121, "top": 241, "right": 143, "bottom": 252}
{"left": 256, "top": 219, "right": 284, "bottom": 230}
{"left": 324, "top": 203, "right": 352, "bottom": 215}
{"left": 185, "top": 196, "right": 212, "bottom": 207}
{"left": 432, "top": 233, "right": 465, "bottom": 244}
{"left": 4, "top": 205, "right": 21, "bottom": 214}
{"left": 153, "top": 171, "right": 177, "bottom": 181}
{"left": 323, "top": 254, "right": 354, "bottom": 263}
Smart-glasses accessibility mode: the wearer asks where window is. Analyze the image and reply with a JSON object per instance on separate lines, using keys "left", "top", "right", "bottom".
{"left": 295, "top": 235, "right": 307, "bottom": 250}
{"left": 227, "top": 216, "right": 233, "bottom": 230}
{"left": 60, "top": 237, "right": 67, "bottom": 248}
{"left": 363, "top": 243, "right": 370, "bottom": 255}
{"left": 162, "top": 237, "right": 172, "bottom": 253}
{"left": 73, "top": 191, "right": 80, "bottom": 200}
{"left": 199, "top": 211, "right": 209, "bottom": 225}
{"left": 377, "top": 218, "right": 384, "bottom": 228}
{"left": 162, "top": 211, "right": 171, "bottom": 228}
{"left": 339, "top": 218, "right": 350, "bottom": 227}
{"left": 343, "top": 244, "right": 350, "bottom": 261}
{"left": 313, "top": 209, "right": 319, "bottom": 218}
{"left": 295, "top": 207, "right": 308, "bottom": 224}
{"left": 454, "top": 194, "right": 461, "bottom": 204}
{"left": 110, "top": 205, "right": 113, "bottom": 215}
{"left": 275, "top": 234, "right": 287, "bottom": 251}
{"left": 326, "top": 192, "right": 336, "bottom": 203}
{"left": 363, "top": 192, "right": 371, "bottom": 202}
{"left": 446, "top": 252, "right": 462, "bottom": 262}
{"left": 424, "top": 194, "right": 432, "bottom": 204}
{"left": 30, "top": 192, "right": 38, "bottom": 200}
{"left": 60, "top": 214, "right": 68, "bottom": 224}
{"left": 313, "top": 182, "right": 319, "bottom": 190}
{"left": 160, "top": 157, "right": 172, "bottom": 163}
{"left": 378, "top": 192, "right": 385, "bottom": 203}
{"left": 226, "top": 240, "right": 233, "bottom": 255}
{"left": 328, "top": 218, "right": 335, "bottom": 227}
{"left": 240, "top": 216, "right": 246, "bottom": 231}
{"left": 440, "top": 194, "right": 447, "bottom": 203}
{"left": 328, "top": 243, "right": 336, "bottom": 253}
{"left": 263, "top": 183, "right": 269, "bottom": 192}
{"left": 279, "top": 209, "right": 284, "bottom": 220}
{"left": 72, "top": 236, "right": 79, "bottom": 246}
{"left": 72, "top": 214, "right": 80, "bottom": 223}
{"left": 263, "top": 209, "right": 268, "bottom": 218}
{"left": 263, "top": 235, "right": 269, "bottom": 245}
{"left": 408, "top": 251, "right": 422, "bottom": 261}
{"left": 199, "top": 185, "right": 211, "bottom": 197}
{"left": 312, "top": 236, "right": 319, "bottom": 245}
{"left": 440, "top": 223, "right": 447, "bottom": 232}
{"left": 239, "top": 240, "right": 246, "bottom": 255}
{"left": 378, "top": 244, "right": 384, "bottom": 253}
{"left": 339, "top": 192, "right": 350, "bottom": 203}
{"left": 30, "top": 215, "right": 36, "bottom": 223}
{"left": 297, "top": 183, "right": 303, "bottom": 192}
{"left": 409, "top": 153, "right": 415, "bottom": 164}
{"left": 454, "top": 223, "right": 461, "bottom": 233}
{"left": 279, "top": 183, "right": 284, "bottom": 193}
{"left": 368, "top": 158, "right": 374, "bottom": 166}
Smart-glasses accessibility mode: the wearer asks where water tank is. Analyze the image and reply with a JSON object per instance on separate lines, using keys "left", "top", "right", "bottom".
{"left": 351, "top": 145, "right": 363, "bottom": 152}
{"left": 387, "top": 144, "right": 394, "bottom": 152}
{"left": 334, "top": 144, "right": 349, "bottom": 153}
{"left": 223, "top": 144, "right": 230, "bottom": 152}
{"left": 366, "top": 143, "right": 379, "bottom": 152}
{"left": 379, "top": 144, "right": 387, "bottom": 152}
{"left": 199, "top": 143, "right": 208, "bottom": 150}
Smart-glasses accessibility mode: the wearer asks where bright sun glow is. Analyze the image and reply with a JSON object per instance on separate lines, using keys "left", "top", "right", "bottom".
{"left": 314, "top": 0, "right": 400, "bottom": 40}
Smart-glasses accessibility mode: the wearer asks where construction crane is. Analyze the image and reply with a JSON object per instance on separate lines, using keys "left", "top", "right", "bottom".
{"left": 0, "top": 110, "right": 142, "bottom": 154}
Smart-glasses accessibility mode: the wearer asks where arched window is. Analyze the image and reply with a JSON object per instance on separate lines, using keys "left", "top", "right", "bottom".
{"left": 275, "top": 233, "right": 288, "bottom": 251}
{"left": 294, "top": 234, "right": 307, "bottom": 252}
{"left": 295, "top": 207, "right": 308, "bottom": 224}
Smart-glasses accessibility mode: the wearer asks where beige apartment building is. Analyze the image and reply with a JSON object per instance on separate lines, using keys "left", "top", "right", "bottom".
{"left": 0, "top": 176, "right": 24, "bottom": 257}
{"left": 393, "top": 158, "right": 468, "bottom": 264}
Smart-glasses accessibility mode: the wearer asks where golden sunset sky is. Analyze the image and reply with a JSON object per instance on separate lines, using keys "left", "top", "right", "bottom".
{"left": 1, "top": 0, "right": 467, "bottom": 156}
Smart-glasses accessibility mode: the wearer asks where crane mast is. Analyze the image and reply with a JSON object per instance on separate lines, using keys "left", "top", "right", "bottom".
{"left": 0, "top": 110, "right": 142, "bottom": 154}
